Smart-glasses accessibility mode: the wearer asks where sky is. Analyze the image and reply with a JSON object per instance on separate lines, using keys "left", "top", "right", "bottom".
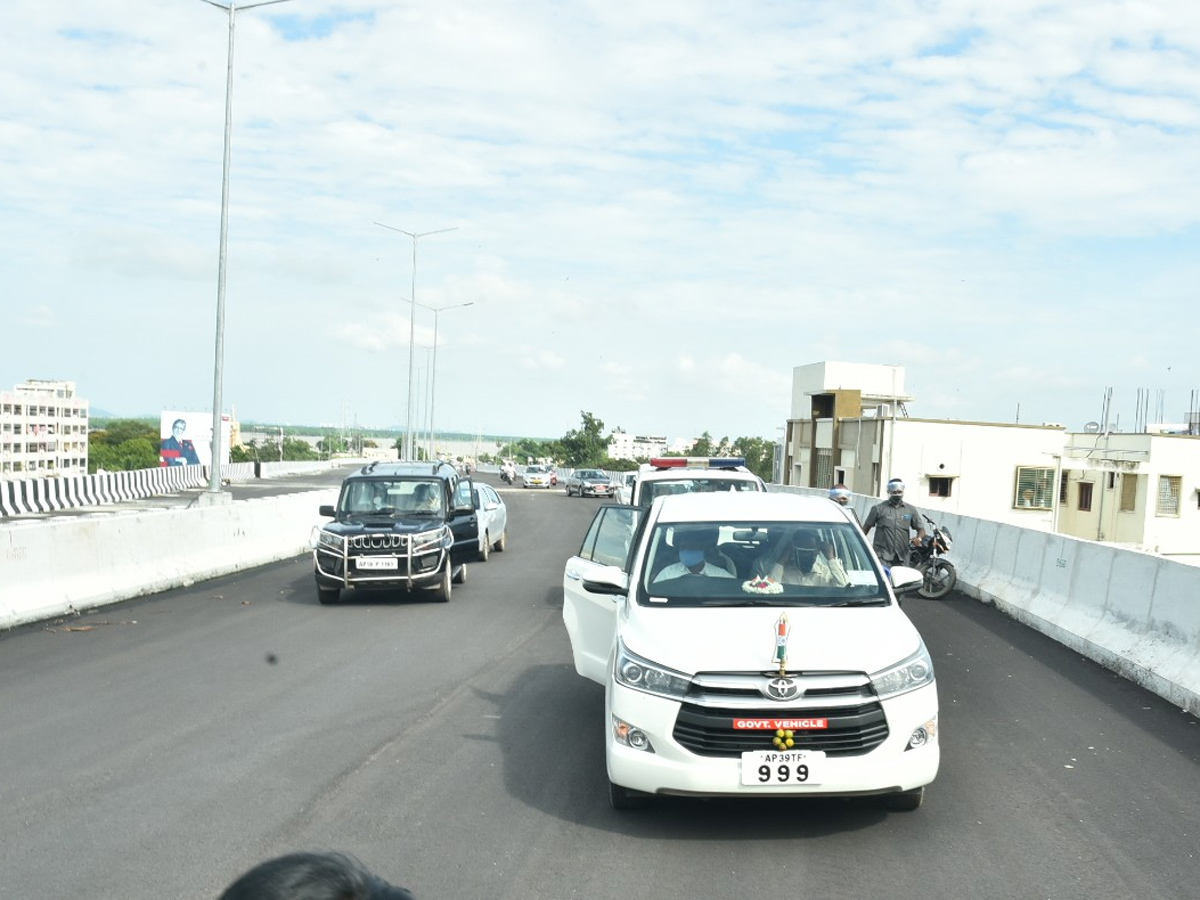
{"left": 3, "top": 1, "right": 1198, "bottom": 445}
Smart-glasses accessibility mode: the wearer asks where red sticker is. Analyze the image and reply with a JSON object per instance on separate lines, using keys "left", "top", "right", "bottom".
{"left": 732, "top": 717, "right": 829, "bottom": 730}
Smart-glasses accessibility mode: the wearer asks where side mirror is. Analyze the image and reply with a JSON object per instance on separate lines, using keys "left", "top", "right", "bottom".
{"left": 319, "top": 504, "right": 335, "bottom": 517}
{"left": 889, "top": 565, "right": 924, "bottom": 594}
{"left": 582, "top": 565, "right": 629, "bottom": 596}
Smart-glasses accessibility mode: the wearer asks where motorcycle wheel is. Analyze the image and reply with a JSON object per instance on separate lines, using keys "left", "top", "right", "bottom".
{"left": 919, "top": 560, "right": 956, "bottom": 599}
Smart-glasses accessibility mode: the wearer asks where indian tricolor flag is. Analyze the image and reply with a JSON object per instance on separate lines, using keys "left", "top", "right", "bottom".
{"left": 774, "top": 613, "right": 789, "bottom": 665}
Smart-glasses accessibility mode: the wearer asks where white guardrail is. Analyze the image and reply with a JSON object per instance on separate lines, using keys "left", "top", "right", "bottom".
{"left": 1, "top": 469, "right": 1196, "bottom": 717}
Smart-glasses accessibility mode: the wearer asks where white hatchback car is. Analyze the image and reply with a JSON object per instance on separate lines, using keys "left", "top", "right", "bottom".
{"left": 562, "top": 491, "right": 938, "bottom": 810}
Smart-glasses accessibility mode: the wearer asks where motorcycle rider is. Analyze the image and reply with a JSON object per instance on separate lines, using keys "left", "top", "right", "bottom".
{"left": 501, "top": 460, "right": 516, "bottom": 484}
{"left": 862, "top": 478, "right": 925, "bottom": 566}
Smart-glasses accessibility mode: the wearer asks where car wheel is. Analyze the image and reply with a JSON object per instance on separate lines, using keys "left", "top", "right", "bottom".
{"left": 478, "top": 533, "right": 490, "bottom": 562}
{"left": 882, "top": 786, "right": 925, "bottom": 811}
{"left": 453, "top": 562, "right": 467, "bottom": 584}
{"left": 494, "top": 528, "right": 507, "bottom": 552}
{"left": 317, "top": 585, "right": 340, "bottom": 605}
{"left": 429, "top": 560, "right": 452, "bottom": 603}
{"left": 608, "top": 779, "right": 648, "bottom": 811}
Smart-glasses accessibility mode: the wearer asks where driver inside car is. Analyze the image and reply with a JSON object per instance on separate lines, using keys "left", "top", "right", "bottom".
{"left": 652, "top": 525, "right": 735, "bottom": 582}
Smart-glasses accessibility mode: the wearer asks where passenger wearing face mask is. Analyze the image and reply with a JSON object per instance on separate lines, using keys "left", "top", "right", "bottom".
{"left": 653, "top": 526, "right": 735, "bottom": 582}
{"left": 862, "top": 478, "right": 925, "bottom": 565}
{"left": 762, "top": 529, "right": 849, "bottom": 587}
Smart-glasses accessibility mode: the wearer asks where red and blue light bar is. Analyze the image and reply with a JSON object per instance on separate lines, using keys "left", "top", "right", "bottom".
{"left": 649, "top": 457, "right": 746, "bottom": 470}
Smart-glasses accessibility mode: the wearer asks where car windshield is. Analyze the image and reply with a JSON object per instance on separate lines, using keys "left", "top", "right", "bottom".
{"left": 339, "top": 478, "right": 444, "bottom": 517}
{"left": 526, "top": 465, "right": 547, "bottom": 473}
{"left": 637, "top": 520, "right": 887, "bottom": 608}
{"left": 638, "top": 478, "right": 758, "bottom": 507}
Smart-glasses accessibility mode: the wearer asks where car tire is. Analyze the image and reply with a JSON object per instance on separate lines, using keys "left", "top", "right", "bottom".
{"left": 453, "top": 562, "right": 467, "bottom": 584}
{"left": 608, "top": 779, "right": 648, "bottom": 811}
{"left": 429, "top": 561, "right": 452, "bottom": 603}
{"left": 882, "top": 786, "right": 924, "bottom": 811}
{"left": 478, "top": 533, "right": 490, "bottom": 562}
{"left": 494, "top": 528, "right": 507, "bottom": 552}
{"left": 317, "top": 585, "right": 340, "bottom": 605}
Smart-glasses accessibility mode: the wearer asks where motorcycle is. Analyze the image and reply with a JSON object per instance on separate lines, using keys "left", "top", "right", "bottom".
{"left": 907, "top": 514, "right": 957, "bottom": 599}
{"left": 500, "top": 467, "right": 515, "bottom": 485}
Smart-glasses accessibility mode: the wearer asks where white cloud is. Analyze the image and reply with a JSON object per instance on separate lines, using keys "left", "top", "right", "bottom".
{"left": 2, "top": 0, "right": 1198, "bottom": 436}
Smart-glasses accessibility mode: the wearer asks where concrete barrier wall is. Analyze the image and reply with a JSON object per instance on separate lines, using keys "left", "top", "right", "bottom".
{"left": 772, "top": 484, "right": 1200, "bottom": 716}
{"left": 0, "top": 459, "right": 356, "bottom": 518}
{"left": 0, "top": 489, "right": 337, "bottom": 630}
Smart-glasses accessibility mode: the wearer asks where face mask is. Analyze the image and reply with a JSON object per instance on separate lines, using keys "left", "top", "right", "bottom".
{"left": 888, "top": 493, "right": 903, "bottom": 506}
{"left": 793, "top": 549, "right": 817, "bottom": 572}
{"left": 679, "top": 549, "right": 705, "bottom": 568}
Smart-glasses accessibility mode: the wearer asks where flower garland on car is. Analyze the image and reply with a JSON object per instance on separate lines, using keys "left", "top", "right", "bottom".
{"left": 742, "top": 575, "right": 783, "bottom": 595}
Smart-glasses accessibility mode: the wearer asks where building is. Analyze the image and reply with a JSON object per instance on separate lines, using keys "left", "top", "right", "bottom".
{"left": 782, "top": 361, "right": 1200, "bottom": 563}
{"left": 0, "top": 379, "right": 90, "bottom": 478}
{"left": 608, "top": 429, "right": 668, "bottom": 461}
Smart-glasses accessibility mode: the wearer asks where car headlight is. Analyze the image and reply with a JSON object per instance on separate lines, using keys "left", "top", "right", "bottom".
{"left": 409, "top": 527, "right": 446, "bottom": 555}
{"left": 870, "top": 643, "right": 935, "bottom": 700}
{"left": 314, "top": 528, "right": 344, "bottom": 551}
{"left": 614, "top": 640, "right": 691, "bottom": 700}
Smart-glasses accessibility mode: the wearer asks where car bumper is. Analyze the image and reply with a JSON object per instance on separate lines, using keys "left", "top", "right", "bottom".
{"left": 581, "top": 486, "right": 615, "bottom": 497}
{"left": 606, "top": 682, "right": 939, "bottom": 798}
{"left": 523, "top": 480, "right": 554, "bottom": 488}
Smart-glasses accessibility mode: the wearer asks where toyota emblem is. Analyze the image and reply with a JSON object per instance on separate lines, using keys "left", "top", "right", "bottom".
{"left": 765, "top": 676, "right": 800, "bottom": 701}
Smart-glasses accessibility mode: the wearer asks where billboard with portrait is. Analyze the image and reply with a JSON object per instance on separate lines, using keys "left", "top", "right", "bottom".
{"left": 159, "top": 411, "right": 231, "bottom": 468}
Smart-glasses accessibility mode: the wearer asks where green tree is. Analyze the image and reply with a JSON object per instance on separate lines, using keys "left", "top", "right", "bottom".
{"left": 731, "top": 436, "right": 774, "bottom": 482}
{"left": 559, "top": 411, "right": 608, "bottom": 467}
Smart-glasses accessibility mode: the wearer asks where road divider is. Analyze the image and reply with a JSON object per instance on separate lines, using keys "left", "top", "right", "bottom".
{"left": 1, "top": 489, "right": 336, "bottom": 630}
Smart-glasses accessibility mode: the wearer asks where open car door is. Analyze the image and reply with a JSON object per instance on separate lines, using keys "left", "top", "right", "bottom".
{"left": 562, "top": 505, "right": 644, "bottom": 684}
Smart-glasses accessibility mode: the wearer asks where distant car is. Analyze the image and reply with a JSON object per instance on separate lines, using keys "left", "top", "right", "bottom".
{"left": 311, "top": 461, "right": 477, "bottom": 604}
{"left": 521, "top": 464, "right": 557, "bottom": 489}
{"left": 631, "top": 456, "right": 766, "bottom": 508}
{"left": 614, "top": 471, "right": 637, "bottom": 504}
{"left": 566, "top": 469, "right": 615, "bottom": 498}
{"left": 473, "top": 482, "right": 508, "bottom": 561}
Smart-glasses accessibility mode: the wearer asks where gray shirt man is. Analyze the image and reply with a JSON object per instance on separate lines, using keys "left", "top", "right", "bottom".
{"left": 862, "top": 499, "right": 925, "bottom": 564}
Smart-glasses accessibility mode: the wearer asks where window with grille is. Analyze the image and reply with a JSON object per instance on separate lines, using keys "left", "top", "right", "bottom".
{"left": 1119, "top": 475, "right": 1137, "bottom": 512}
{"left": 814, "top": 449, "right": 833, "bottom": 490}
{"left": 1156, "top": 476, "right": 1181, "bottom": 516}
{"left": 1060, "top": 472, "right": 1069, "bottom": 504}
{"left": 1014, "top": 466, "right": 1054, "bottom": 509}
{"left": 1078, "top": 482, "right": 1093, "bottom": 512}
{"left": 929, "top": 477, "right": 953, "bottom": 497}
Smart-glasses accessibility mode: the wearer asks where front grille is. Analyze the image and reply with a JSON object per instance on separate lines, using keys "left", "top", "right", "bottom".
{"left": 673, "top": 701, "right": 888, "bottom": 757}
{"left": 348, "top": 533, "right": 407, "bottom": 550}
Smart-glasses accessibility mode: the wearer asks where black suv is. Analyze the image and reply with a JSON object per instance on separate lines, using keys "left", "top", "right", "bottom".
{"left": 312, "top": 460, "right": 479, "bottom": 604}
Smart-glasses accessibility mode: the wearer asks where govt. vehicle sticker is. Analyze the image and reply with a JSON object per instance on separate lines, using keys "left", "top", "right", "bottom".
{"left": 732, "top": 718, "right": 829, "bottom": 730}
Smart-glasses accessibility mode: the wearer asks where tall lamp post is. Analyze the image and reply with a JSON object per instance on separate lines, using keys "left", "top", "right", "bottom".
{"left": 374, "top": 222, "right": 457, "bottom": 460}
{"left": 404, "top": 299, "right": 473, "bottom": 460}
{"left": 199, "top": 0, "right": 294, "bottom": 496}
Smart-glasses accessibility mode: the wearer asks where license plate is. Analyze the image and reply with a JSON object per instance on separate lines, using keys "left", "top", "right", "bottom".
{"left": 740, "top": 750, "right": 825, "bottom": 786}
{"left": 356, "top": 557, "right": 398, "bottom": 570}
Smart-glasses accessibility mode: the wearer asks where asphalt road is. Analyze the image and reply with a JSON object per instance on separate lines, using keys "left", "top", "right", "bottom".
{"left": 1, "top": 477, "right": 1197, "bottom": 899}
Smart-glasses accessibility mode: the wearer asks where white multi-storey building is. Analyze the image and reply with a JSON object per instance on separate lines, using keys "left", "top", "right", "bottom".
{"left": 608, "top": 429, "right": 668, "bottom": 461}
{"left": 782, "top": 361, "right": 1200, "bottom": 564}
{"left": 0, "top": 380, "right": 90, "bottom": 478}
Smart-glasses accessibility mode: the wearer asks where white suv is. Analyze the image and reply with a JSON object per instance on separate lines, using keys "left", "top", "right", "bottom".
{"left": 627, "top": 456, "right": 765, "bottom": 508}
{"left": 562, "top": 491, "right": 938, "bottom": 810}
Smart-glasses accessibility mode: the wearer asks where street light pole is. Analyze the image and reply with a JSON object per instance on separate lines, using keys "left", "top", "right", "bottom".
{"left": 409, "top": 300, "right": 473, "bottom": 461}
{"left": 374, "top": 222, "right": 457, "bottom": 460}
{"left": 199, "top": 0, "right": 294, "bottom": 496}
